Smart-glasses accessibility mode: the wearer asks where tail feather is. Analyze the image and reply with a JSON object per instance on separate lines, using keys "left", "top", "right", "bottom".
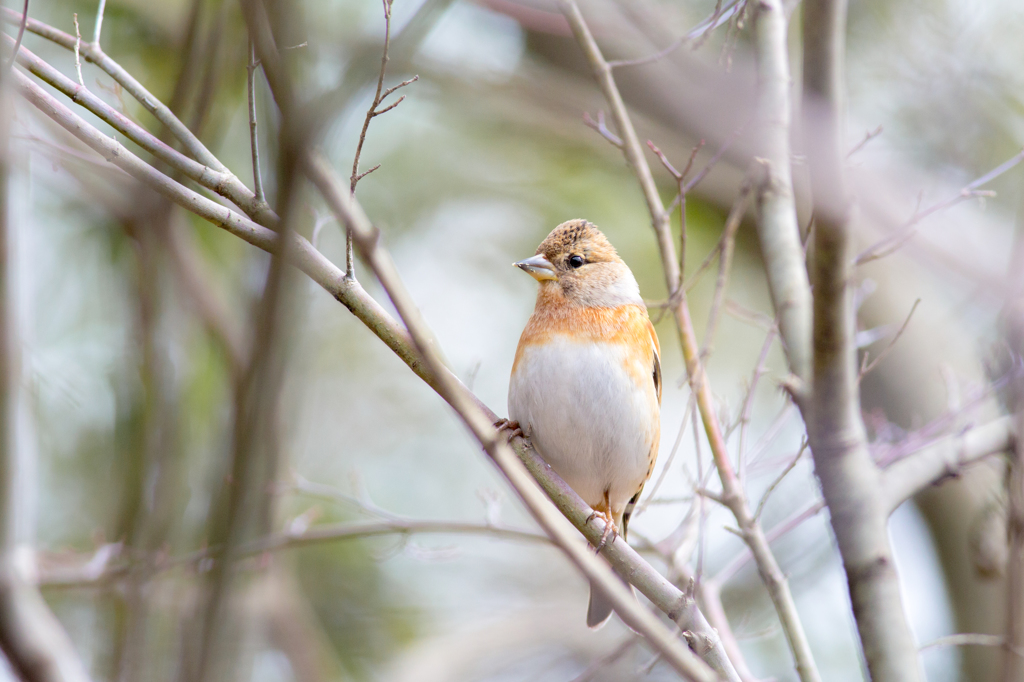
{"left": 587, "top": 579, "right": 636, "bottom": 629}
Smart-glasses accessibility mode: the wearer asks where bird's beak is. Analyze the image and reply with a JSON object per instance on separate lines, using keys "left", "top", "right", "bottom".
{"left": 514, "top": 254, "right": 558, "bottom": 282}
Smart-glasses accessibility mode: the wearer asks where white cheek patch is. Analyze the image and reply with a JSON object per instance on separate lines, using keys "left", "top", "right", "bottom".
{"left": 578, "top": 265, "right": 643, "bottom": 308}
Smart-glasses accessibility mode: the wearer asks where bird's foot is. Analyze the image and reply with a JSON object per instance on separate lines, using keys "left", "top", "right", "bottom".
{"left": 586, "top": 509, "right": 618, "bottom": 553}
{"left": 494, "top": 418, "right": 524, "bottom": 444}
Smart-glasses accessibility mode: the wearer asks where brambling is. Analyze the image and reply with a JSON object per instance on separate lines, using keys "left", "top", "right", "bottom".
{"left": 500, "top": 219, "right": 661, "bottom": 628}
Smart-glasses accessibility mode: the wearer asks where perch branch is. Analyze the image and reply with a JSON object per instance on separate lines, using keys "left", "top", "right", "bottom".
{"left": 558, "top": 2, "right": 819, "bottom": 680}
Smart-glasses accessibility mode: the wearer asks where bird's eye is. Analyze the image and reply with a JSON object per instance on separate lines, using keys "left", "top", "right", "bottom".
{"left": 568, "top": 254, "right": 585, "bottom": 269}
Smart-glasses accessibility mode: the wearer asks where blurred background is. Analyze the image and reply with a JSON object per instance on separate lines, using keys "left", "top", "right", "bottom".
{"left": 5, "top": 0, "right": 1024, "bottom": 680}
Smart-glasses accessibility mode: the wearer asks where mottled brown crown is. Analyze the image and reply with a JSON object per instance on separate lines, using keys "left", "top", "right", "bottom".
{"left": 535, "top": 219, "right": 619, "bottom": 264}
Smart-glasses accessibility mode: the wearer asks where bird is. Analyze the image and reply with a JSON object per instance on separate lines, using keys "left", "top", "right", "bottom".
{"left": 499, "top": 219, "right": 661, "bottom": 629}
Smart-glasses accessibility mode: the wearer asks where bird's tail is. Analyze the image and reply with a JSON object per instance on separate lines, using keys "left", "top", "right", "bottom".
{"left": 587, "top": 579, "right": 636, "bottom": 629}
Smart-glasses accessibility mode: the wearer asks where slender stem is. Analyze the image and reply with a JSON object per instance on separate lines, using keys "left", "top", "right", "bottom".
{"left": 1, "top": 6, "right": 227, "bottom": 172}
{"left": 751, "top": 0, "right": 813, "bottom": 386}
{"left": 3, "top": 0, "right": 27, "bottom": 72}
{"left": 91, "top": 0, "right": 106, "bottom": 46}
{"left": 5, "top": 37, "right": 274, "bottom": 226}
{"left": 247, "top": 39, "right": 264, "bottom": 203}
{"left": 558, "top": 3, "right": 819, "bottom": 680}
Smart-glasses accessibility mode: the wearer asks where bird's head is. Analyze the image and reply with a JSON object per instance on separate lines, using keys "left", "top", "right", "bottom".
{"left": 514, "top": 219, "right": 642, "bottom": 308}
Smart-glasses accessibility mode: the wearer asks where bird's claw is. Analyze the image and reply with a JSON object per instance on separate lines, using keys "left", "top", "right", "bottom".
{"left": 587, "top": 510, "right": 617, "bottom": 553}
{"left": 494, "top": 418, "right": 524, "bottom": 444}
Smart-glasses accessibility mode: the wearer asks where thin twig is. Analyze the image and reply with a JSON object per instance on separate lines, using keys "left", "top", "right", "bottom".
{"left": 846, "top": 125, "right": 882, "bottom": 159}
{"left": 754, "top": 440, "right": 808, "bottom": 521}
{"left": 609, "top": 35, "right": 686, "bottom": 69}
{"left": 348, "top": 0, "right": 419, "bottom": 277}
{"left": 682, "top": 123, "right": 746, "bottom": 195}
{"left": 858, "top": 298, "right": 920, "bottom": 381}
{"left": 583, "top": 110, "right": 622, "bottom": 148}
{"left": 737, "top": 326, "right": 778, "bottom": 481}
{"left": 919, "top": 633, "right": 1004, "bottom": 651}
{"left": 714, "top": 500, "right": 826, "bottom": 585}
{"left": 247, "top": 39, "right": 265, "bottom": 203}
{"left": 91, "top": 0, "right": 106, "bottom": 46}
{"left": 560, "top": 2, "right": 818, "bottom": 679}
{"left": 3, "top": 0, "right": 27, "bottom": 72}
{"left": 857, "top": 147, "right": 1024, "bottom": 265}
{"left": 72, "top": 13, "right": 84, "bottom": 87}
{"left": 634, "top": 393, "right": 695, "bottom": 516}
{"left": 701, "top": 180, "right": 755, "bottom": 360}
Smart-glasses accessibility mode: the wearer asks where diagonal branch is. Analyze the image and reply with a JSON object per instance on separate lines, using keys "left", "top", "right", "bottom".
{"left": 306, "top": 154, "right": 722, "bottom": 682}
{"left": 558, "top": 3, "right": 819, "bottom": 681}
{"left": 15, "top": 13, "right": 731, "bottom": 679}
{"left": 1, "top": 7, "right": 224, "bottom": 173}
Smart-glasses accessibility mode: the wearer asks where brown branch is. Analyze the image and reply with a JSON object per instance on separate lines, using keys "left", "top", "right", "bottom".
{"left": 247, "top": 39, "right": 264, "bottom": 203}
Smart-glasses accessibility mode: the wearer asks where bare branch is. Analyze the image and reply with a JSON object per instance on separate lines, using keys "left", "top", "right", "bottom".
{"left": 91, "top": 0, "right": 105, "bottom": 46}
{"left": 751, "top": 0, "right": 813, "bottom": 386}
{"left": 353, "top": 164, "right": 381, "bottom": 183}
{"left": 609, "top": 35, "right": 686, "bottom": 69}
{"left": 858, "top": 298, "right": 920, "bottom": 381}
{"left": 701, "top": 178, "right": 755, "bottom": 360}
{"left": 582, "top": 110, "right": 623, "bottom": 148}
{"left": 882, "top": 416, "right": 1014, "bottom": 512}
{"left": 559, "top": 2, "right": 819, "bottom": 679}
{"left": 856, "top": 147, "right": 1024, "bottom": 266}
{"left": 380, "top": 74, "right": 418, "bottom": 100}
{"left": 72, "top": 13, "right": 83, "bottom": 87}
{"left": 3, "top": 0, "right": 27, "bottom": 72}
{"left": 846, "top": 124, "right": 882, "bottom": 159}
{"left": 803, "top": 0, "right": 926, "bottom": 676}
{"left": 736, "top": 327, "right": 779, "bottom": 480}
{"left": 2, "top": 6, "right": 228, "bottom": 171}
{"left": 754, "top": 440, "right": 808, "bottom": 521}
{"left": 247, "top": 39, "right": 264, "bottom": 203}
{"left": 6, "top": 37, "right": 274, "bottom": 224}
{"left": 920, "top": 634, "right": 1005, "bottom": 651}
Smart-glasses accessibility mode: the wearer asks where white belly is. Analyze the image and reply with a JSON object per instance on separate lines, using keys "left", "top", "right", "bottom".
{"left": 508, "top": 336, "right": 657, "bottom": 513}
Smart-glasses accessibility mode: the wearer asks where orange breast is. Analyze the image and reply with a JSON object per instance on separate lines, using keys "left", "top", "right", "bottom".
{"left": 513, "top": 302, "right": 659, "bottom": 393}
